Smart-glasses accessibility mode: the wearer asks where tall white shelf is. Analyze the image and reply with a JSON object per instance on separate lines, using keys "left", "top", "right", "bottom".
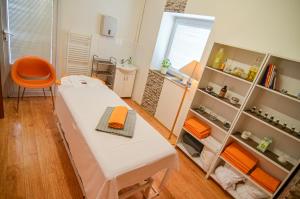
{"left": 176, "top": 42, "right": 300, "bottom": 199}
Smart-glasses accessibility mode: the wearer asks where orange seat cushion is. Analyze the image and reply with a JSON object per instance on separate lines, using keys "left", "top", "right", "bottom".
{"left": 11, "top": 56, "right": 56, "bottom": 89}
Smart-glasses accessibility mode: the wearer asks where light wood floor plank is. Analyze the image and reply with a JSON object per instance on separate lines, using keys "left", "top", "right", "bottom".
{"left": 0, "top": 97, "right": 230, "bottom": 199}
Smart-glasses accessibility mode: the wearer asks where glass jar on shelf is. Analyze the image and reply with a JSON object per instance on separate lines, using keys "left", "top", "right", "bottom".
{"left": 247, "top": 66, "right": 259, "bottom": 82}
{"left": 212, "top": 48, "right": 225, "bottom": 69}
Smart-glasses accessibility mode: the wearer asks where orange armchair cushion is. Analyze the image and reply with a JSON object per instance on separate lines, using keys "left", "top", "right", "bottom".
{"left": 11, "top": 56, "right": 56, "bottom": 89}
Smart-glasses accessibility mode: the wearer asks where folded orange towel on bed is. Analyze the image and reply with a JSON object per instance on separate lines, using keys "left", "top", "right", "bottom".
{"left": 108, "top": 106, "right": 128, "bottom": 129}
{"left": 221, "top": 142, "right": 258, "bottom": 174}
{"left": 250, "top": 167, "right": 281, "bottom": 193}
{"left": 184, "top": 118, "right": 211, "bottom": 139}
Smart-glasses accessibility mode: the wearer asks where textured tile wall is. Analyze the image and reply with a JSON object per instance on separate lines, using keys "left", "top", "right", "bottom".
{"left": 164, "top": 0, "right": 188, "bottom": 13}
{"left": 141, "top": 70, "right": 165, "bottom": 115}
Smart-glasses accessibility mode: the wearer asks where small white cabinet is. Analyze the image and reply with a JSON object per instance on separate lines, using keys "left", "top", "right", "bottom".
{"left": 154, "top": 79, "right": 185, "bottom": 130}
{"left": 113, "top": 66, "right": 137, "bottom": 97}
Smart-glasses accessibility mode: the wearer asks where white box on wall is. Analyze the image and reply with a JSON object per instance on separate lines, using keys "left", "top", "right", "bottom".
{"left": 101, "top": 15, "right": 117, "bottom": 37}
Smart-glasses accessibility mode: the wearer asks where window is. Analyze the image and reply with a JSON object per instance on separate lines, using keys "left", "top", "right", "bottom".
{"left": 165, "top": 17, "right": 213, "bottom": 71}
{"left": 7, "top": 0, "right": 54, "bottom": 63}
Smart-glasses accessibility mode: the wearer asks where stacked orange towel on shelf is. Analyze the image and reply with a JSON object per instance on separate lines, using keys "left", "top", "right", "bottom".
{"left": 184, "top": 118, "right": 211, "bottom": 139}
{"left": 250, "top": 167, "right": 281, "bottom": 193}
{"left": 108, "top": 106, "right": 128, "bottom": 129}
{"left": 221, "top": 142, "right": 258, "bottom": 174}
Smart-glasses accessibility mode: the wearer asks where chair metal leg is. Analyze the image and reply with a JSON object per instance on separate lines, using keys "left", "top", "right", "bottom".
{"left": 49, "top": 86, "right": 54, "bottom": 110}
{"left": 42, "top": 88, "right": 46, "bottom": 98}
{"left": 17, "top": 86, "right": 21, "bottom": 112}
{"left": 21, "top": 88, "right": 26, "bottom": 99}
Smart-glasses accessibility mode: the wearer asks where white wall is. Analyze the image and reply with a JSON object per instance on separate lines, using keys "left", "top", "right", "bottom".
{"left": 131, "top": 0, "right": 167, "bottom": 104}
{"left": 56, "top": 0, "right": 145, "bottom": 76}
{"left": 132, "top": 0, "right": 300, "bottom": 103}
{"left": 186, "top": 0, "right": 300, "bottom": 67}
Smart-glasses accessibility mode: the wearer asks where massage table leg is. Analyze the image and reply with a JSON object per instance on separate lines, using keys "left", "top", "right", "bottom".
{"left": 143, "top": 178, "right": 153, "bottom": 199}
{"left": 142, "top": 169, "right": 170, "bottom": 199}
{"left": 119, "top": 178, "right": 154, "bottom": 199}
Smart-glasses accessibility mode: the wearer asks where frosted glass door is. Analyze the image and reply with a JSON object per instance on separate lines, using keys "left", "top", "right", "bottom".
{"left": 7, "top": 0, "right": 54, "bottom": 63}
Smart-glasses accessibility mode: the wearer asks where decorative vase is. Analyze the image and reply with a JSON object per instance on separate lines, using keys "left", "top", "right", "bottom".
{"left": 160, "top": 67, "right": 168, "bottom": 74}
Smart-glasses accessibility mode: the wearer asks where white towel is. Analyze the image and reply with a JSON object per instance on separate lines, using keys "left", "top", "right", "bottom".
{"left": 215, "top": 165, "right": 245, "bottom": 190}
{"left": 236, "top": 181, "right": 268, "bottom": 199}
{"left": 200, "top": 147, "right": 215, "bottom": 171}
{"left": 61, "top": 75, "right": 102, "bottom": 88}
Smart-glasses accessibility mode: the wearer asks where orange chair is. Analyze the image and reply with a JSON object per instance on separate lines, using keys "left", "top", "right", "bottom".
{"left": 11, "top": 56, "right": 56, "bottom": 111}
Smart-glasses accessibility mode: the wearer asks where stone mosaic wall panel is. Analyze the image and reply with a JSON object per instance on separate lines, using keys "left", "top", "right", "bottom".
{"left": 141, "top": 70, "right": 165, "bottom": 115}
{"left": 164, "top": 0, "right": 188, "bottom": 13}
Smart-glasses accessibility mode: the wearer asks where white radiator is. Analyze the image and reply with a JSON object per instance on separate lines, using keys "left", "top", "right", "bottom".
{"left": 66, "top": 32, "right": 92, "bottom": 76}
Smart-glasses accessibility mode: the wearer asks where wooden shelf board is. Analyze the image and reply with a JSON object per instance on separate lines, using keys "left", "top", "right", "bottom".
{"left": 198, "top": 88, "right": 240, "bottom": 110}
{"left": 94, "top": 71, "right": 114, "bottom": 76}
{"left": 219, "top": 156, "right": 274, "bottom": 197}
{"left": 205, "top": 66, "right": 252, "bottom": 85}
{"left": 243, "top": 111, "right": 300, "bottom": 143}
{"left": 182, "top": 127, "right": 221, "bottom": 153}
{"left": 256, "top": 85, "right": 300, "bottom": 104}
{"left": 231, "top": 132, "right": 293, "bottom": 173}
{"left": 190, "top": 108, "right": 228, "bottom": 134}
{"left": 176, "top": 142, "right": 207, "bottom": 172}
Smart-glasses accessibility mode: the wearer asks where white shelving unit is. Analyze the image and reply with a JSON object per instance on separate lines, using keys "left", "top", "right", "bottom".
{"left": 176, "top": 42, "right": 300, "bottom": 198}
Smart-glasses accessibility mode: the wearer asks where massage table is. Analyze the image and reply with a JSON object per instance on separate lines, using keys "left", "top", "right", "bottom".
{"left": 55, "top": 75, "right": 178, "bottom": 199}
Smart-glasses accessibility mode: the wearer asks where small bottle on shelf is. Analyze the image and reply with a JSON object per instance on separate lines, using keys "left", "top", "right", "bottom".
{"left": 219, "top": 86, "right": 227, "bottom": 98}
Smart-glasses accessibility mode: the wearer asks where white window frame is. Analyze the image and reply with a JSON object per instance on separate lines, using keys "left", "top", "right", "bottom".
{"left": 165, "top": 17, "right": 213, "bottom": 73}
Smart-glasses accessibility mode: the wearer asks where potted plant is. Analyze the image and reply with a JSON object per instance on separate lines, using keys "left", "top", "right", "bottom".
{"left": 161, "top": 58, "right": 171, "bottom": 74}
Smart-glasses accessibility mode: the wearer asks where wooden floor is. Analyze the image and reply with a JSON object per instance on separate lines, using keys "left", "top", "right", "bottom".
{"left": 0, "top": 97, "right": 231, "bottom": 199}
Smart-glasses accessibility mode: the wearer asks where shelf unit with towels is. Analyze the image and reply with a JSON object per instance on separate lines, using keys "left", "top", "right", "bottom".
{"left": 175, "top": 42, "right": 300, "bottom": 198}
{"left": 176, "top": 42, "right": 268, "bottom": 176}
{"left": 219, "top": 54, "right": 300, "bottom": 198}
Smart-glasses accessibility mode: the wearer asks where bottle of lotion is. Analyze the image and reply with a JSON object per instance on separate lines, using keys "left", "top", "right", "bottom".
{"left": 219, "top": 86, "right": 227, "bottom": 98}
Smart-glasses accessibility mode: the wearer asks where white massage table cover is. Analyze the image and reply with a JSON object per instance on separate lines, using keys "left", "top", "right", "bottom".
{"left": 55, "top": 75, "right": 178, "bottom": 199}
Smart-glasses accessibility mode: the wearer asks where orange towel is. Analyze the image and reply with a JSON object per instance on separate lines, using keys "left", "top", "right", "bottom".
{"left": 222, "top": 153, "right": 250, "bottom": 173}
{"left": 221, "top": 142, "right": 258, "bottom": 174}
{"left": 250, "top": 167, "right": 281, "bottom": 193}
{"left": 108, "top": 106, "right": 128, "bottom": 129}
{"left": 185, "top": 126, "right": 210, "bottom": 139}
{"left": 184, "top": 118, "right": 211, "bottom": 139}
